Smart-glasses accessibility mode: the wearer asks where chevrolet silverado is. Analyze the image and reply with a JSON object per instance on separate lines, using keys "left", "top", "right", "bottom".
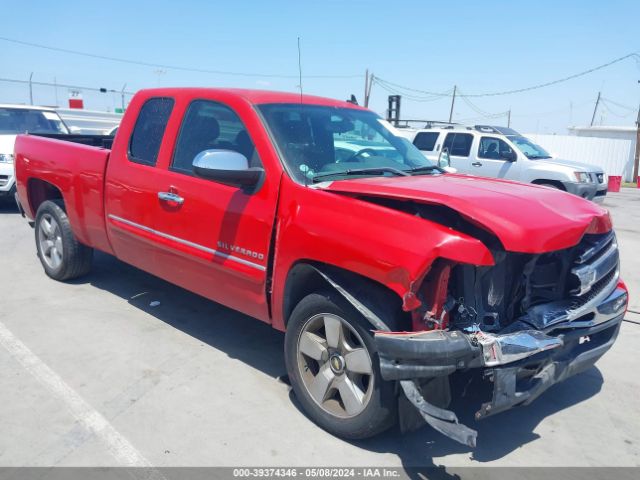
{"left": 14, "top": 88, "right": 628, "bottom": 447}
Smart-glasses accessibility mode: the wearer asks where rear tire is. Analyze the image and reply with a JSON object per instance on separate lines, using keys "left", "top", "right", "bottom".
{"left": 284, "top": 291, "right": 397, "bottom": 440}
{"left": 35, "top": 200, "right": 93, "bottom": 281}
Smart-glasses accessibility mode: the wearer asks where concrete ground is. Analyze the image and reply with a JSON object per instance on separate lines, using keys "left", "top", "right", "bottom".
{"left": 0, "top": 190, "right": 639, "bottom": 470}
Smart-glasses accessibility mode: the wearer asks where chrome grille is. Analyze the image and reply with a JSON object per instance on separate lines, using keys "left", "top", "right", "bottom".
{"left": 570, "top": 232, "right": 618, "bottom": 296}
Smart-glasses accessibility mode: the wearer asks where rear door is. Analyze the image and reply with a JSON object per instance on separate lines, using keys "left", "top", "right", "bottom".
{"left": 105, "top": 96, "right": 175, "bottom": 273}
{"left": 442, "top": 132, "right": 475, "bottom": 174}
{"left": 149, "top": 98, "right": 278, "bottom": 321}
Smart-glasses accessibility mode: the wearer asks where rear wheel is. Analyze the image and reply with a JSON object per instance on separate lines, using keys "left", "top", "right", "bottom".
{"left": 35, "top": 200, "right": 93, "bottom": 281}
{"left": 285, "top": 292, "right": 396, "bottom": 439}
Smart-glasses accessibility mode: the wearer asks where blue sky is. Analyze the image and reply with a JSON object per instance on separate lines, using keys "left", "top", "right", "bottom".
{"left": 1, "top": 0, "right": 639, "bottom": 133}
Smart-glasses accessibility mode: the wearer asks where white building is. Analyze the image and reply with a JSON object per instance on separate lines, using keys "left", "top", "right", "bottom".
{"left": 526, "top": 125, "right": 638, "bottom": 182}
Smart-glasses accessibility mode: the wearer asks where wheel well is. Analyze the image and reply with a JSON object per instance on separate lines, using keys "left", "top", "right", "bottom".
{"left": 27, "top": 179, "right": 64, "bottom": 214}
{"left": 531, "top": 179, "right": 566, "bottom": 191}
{"left": 282, "top": 262, "right": 410, "bottom": 331}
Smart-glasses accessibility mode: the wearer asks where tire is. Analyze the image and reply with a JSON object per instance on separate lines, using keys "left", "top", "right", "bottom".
{"left": 284, "top": 291, "right": 397, "bottom": 439}
{"left": 35, "top": 200, "right": 93, "bottom": 281}
{"left": 537, "top": 182, "right": 562, "bottom": 190}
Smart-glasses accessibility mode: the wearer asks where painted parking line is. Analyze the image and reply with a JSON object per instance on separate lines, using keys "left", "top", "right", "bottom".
{"left": 0, "top": 320, "right": 164, "bottom": 477}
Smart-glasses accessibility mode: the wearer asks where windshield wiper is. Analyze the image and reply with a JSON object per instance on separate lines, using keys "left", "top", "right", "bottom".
{"left": 312, "top": 167, "right": 410, "bottom": 183}
{"left": 406, "top": 165, "right": 445, "bottom": 175}
{"left": 527, "top": 155, "right": 552, "bottom": 159}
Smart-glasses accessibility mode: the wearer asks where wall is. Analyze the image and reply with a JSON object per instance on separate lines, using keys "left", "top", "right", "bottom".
{"left": 525, "top": 133, "right": 635, "bottom": 181}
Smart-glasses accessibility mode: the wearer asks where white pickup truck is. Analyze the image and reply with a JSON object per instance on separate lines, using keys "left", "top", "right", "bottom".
{"left": 396, "top": 124, "right": 608, "bottom": 202}
{"left": 0, "top": 104, "right": 70, "bottom": 203}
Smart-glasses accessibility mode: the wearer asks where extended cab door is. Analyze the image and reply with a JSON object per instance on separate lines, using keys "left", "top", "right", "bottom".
{"left": 473, "top": 136, "right": 520, "bottom": 179}
{"left": 147, "top": 98, "right": 278, "bottom": 321}
{"left": 104, "top": 96, "right": 175, "bottom": 274}
{"left": 441, "top": 132, "right": 475, "bottom": 174}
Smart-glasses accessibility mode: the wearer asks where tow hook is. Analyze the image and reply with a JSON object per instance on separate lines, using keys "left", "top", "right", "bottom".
{"left": 400, "top": 380, "right": 477, "bottom": 448}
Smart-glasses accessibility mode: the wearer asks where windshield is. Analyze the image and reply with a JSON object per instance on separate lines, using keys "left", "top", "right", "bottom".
{"left": 507, "top": 135, "right": 551, "bottom": 159}
{"left": 258, "top": 104, "right": 436, "bottom": 182}
{"left": 0, "top": 108, "right": 69, "bottom": 135}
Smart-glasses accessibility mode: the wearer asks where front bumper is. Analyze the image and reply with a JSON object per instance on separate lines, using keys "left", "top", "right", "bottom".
{"left": 0, "top": 162, "right": 15, "bottom": 196}
{"left": 562, "top": 180, "right": 598, "bottom": 200}
{"left": 593, "top": 186, "right": 607, "bottom": 203}
{"left": 375, "top": 281, "right": 627, "bottom": 447}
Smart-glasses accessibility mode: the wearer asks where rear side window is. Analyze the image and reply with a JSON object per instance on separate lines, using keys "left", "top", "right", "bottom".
{"left": 413, "top": 132, "right": 439, "bottom": 151}
{"left": 128, "top": 97, "right": 174, "bottom": 166}
{"left": 443, "top": 133, "right": 473, "bottom": 157}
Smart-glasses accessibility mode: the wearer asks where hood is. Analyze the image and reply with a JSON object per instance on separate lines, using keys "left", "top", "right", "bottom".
{"left": 322, "top": 174, "right": 611, "bottom": 253}
{"left": 0, "top": 134, "right": 17, "bottom": 154}
{"left": 536, "top": 156, "right": 603, "bottom": 173}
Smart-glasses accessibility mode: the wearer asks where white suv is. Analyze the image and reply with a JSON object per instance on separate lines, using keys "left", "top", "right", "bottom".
{"left": 0, "top": 104, "right": 70, "bottom": 203}
{"left": 396, "top": 124, "right": 607, "bottom": 203}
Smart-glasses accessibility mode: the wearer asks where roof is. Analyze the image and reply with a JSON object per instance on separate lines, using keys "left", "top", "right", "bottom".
{"left": 137, "top": 88, "right": 366, "bottom": 109}
{"left": 0, "top": 103, "right": 57, "bottom": 111}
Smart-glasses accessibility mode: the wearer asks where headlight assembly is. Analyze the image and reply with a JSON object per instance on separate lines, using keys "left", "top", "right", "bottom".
{"left": 574, "top": 171, "right": 591, "bottom": 183}
{"left": 0, "top": 154, "right": 14, "bottom": 163}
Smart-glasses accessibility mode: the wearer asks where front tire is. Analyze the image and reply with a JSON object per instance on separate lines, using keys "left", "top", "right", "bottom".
{"left": 285, "top": 292, "right": 396, "bottom": 439}
{"left": 35, "top": 200, "right": 93, "bottom": 281}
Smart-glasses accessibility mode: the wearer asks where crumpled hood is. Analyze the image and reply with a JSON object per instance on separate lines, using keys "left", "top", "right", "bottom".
{"left": 535, "top": 156, "right": 604, "bottom": 173}
{"left": 322, "top": 174, "right": 611, "bottom": 253}
{"left": 0, "top": 135, "right": 17, "bottom": 154}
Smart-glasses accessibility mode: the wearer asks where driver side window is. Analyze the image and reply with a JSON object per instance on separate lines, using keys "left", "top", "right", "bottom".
{"left": 171, "top": 100, "right": 261, "bottom": 175}
{"left": 478, "top": 137, "right": 514, "bottom": 160}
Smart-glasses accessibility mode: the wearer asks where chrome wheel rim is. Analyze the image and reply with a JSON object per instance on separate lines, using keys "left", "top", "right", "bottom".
{"left": 38, "top": 214, "right": 63, "bottom": 270}
{"left": 296, "top": 313, "right": 374, "bottom": 418}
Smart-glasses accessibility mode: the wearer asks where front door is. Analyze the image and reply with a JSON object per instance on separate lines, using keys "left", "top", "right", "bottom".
{"left": 150, "top": 99, "right": 278, "bottom": 321}
{"left": 474, "top": 136, "right": 520, "bottom": 180}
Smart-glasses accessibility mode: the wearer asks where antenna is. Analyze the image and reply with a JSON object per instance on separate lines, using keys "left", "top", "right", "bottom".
{"left": 297, "top": 36, "right": 303, "bottom": 101}
{"left": 297, "top": 36, "right": 309, "bottom": 187}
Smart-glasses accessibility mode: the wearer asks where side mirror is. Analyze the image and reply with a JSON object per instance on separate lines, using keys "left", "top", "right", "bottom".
{"left": 438, "top": 148, "right": 451, "bottom": 168}
{"left": 500, "top": 150, "right": 517, "bottom": 162}
{"left": 193, "top": 149, "right": 264, "bottom": 190}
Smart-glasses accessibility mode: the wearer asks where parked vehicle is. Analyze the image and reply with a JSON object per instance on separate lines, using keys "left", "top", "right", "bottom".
{"left": 396, "top": 124, "right": 608, "bottom": 202}
{"left": 0, "top": 104, "right": 69, "bottom": 202}
{"left": 14, "top": 88, "right": 627, "bottom": 447}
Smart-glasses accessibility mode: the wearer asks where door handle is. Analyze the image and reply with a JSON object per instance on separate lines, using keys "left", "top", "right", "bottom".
{"left": 158, "top": 191, "right": 184, "bottom": 204}
{"left": 472, "top": 162, "right": 483, "bottom": 167}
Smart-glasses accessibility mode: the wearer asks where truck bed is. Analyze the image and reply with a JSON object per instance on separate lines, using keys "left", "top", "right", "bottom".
{"left": 14, "top": 133, "right": 114, "bottom": 254}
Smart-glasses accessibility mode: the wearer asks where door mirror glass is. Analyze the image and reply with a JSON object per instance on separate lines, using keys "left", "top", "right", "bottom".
{"left": 193, "top": 149, "right": 264, "bottom": 190}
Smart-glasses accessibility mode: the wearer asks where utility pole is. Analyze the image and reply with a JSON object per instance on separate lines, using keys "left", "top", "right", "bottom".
{"left": 120, "top": 83, "right": 127, "bottom": 111}
{"left": 633, "top": 80, "right": 640, "bottom": 182}
{"left": 448, "top": 85, "right": 457, "bottom": 123}
{"left": 364, "top": 73, "right": 374, "bottom": 108}
{"left": 29, "top": 72, "right": 34, "bottom": 105}
{"left": 507, "top": 109, "right": 511, "bottom": 128}
{"left": 590, "top": 91, "right": 601, "bottom": 127}
{"left": 364, "top": 70, "right": 369, "bottom": 107}
{"left": 54, "top": 77, "right": 59, "bottom": 107}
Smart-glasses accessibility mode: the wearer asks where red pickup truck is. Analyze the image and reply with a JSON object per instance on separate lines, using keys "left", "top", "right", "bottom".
{"left": 14, "top": 88, "right": 628, "bottom": 447}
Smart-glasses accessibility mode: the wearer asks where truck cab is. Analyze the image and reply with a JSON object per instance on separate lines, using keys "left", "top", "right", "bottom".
{"left": 396, "top": 124, "right": 608, "bottom": 202}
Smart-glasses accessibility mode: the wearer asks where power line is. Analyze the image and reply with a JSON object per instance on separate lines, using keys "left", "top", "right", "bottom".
{"left": 0, "top": 77, "right": 136, "bottom": 95}
{"left": 0, "top": 36, "right": 363, "bottom": 80}
{"left": 374, "top": 52, "right": 640, "bottom": 98}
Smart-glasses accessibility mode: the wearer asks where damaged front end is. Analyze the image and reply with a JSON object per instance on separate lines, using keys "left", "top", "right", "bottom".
{"left": 375, "top": 231, "right": 628, "bottom": 448}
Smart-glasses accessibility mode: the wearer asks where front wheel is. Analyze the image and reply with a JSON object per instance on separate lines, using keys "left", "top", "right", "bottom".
{"left": 284, "top": 292, "right": 396, "bottom": 439}
{"left": 35, "top": 200, "right": 93, "bottom": 281}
